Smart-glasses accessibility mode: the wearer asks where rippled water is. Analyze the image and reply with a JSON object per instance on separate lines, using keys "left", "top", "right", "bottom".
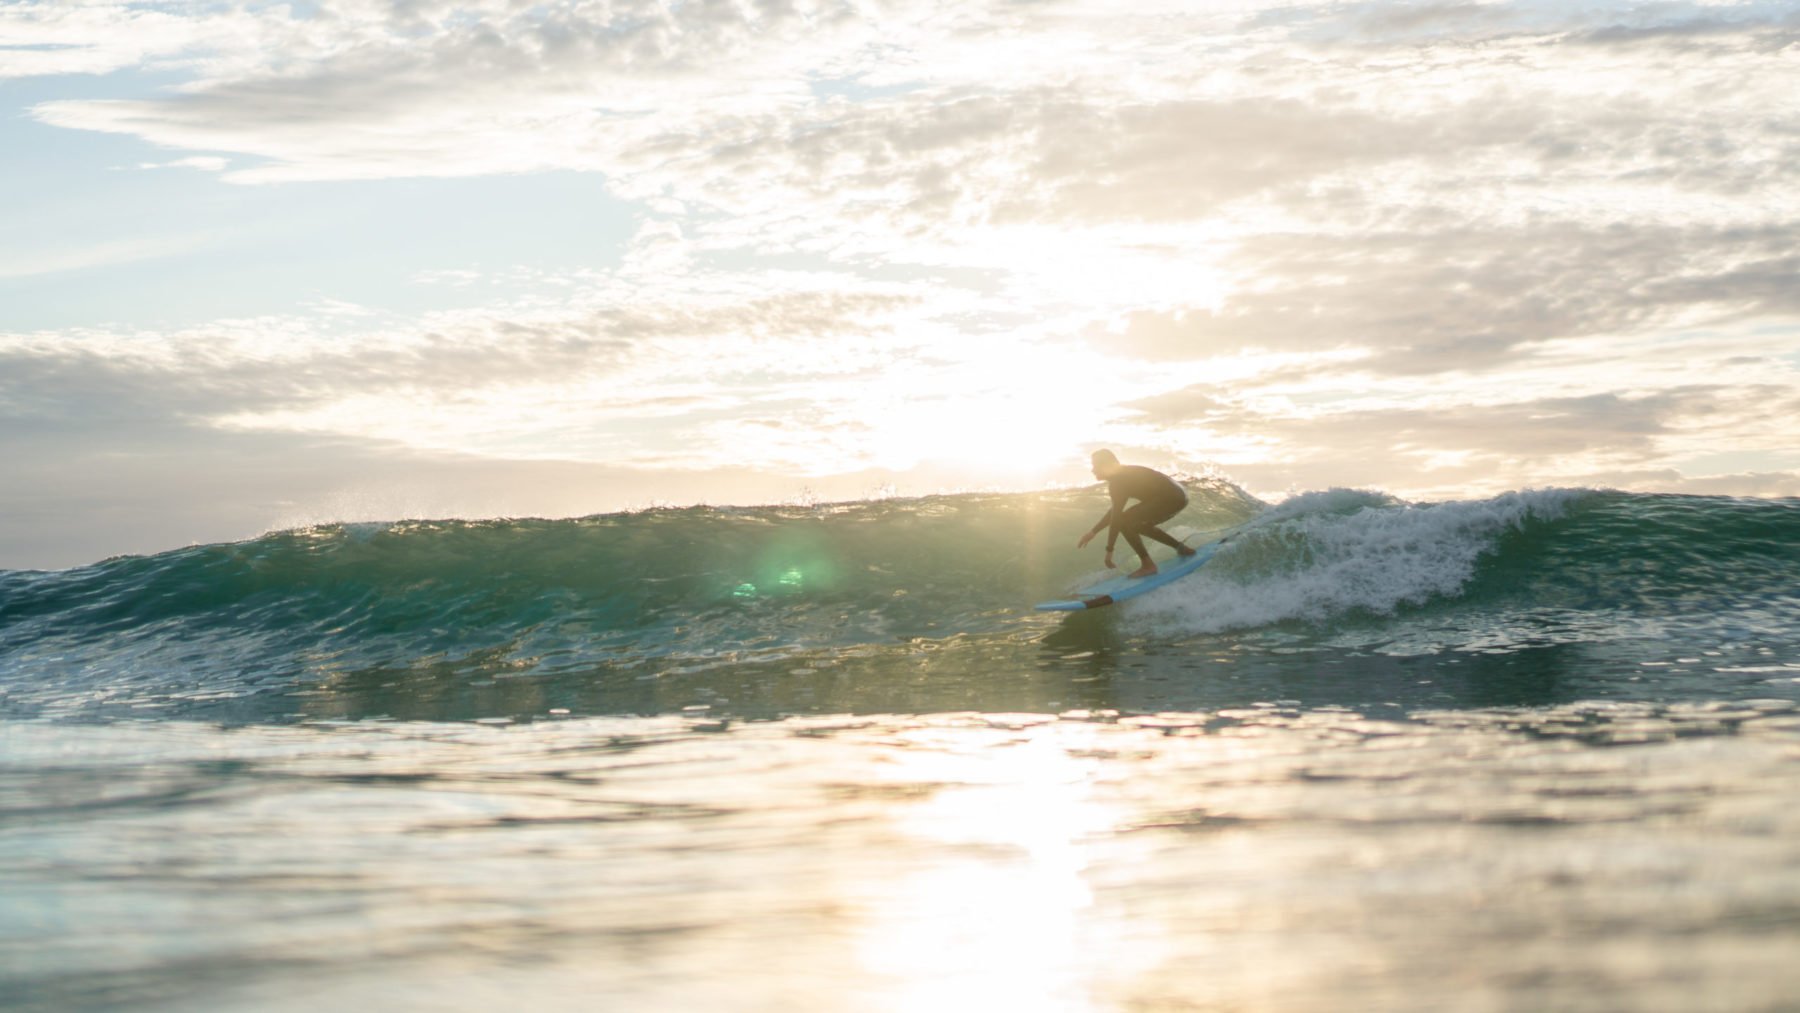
{"left": 4, "top": 485, "right": 1799, "bottom": 1009}
{"left": 7, "top": 705, "right": 1800, "bottom": 1011}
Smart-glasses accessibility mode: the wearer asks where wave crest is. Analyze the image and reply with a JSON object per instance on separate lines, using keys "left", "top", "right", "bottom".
{"left": 1130, "top": 488, "right": 1596, "bottom": 633}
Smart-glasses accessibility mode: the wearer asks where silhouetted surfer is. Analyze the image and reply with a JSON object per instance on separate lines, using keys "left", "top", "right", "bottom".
{"left": 1077, "top": 449, "right": 1197, "bottom": 579}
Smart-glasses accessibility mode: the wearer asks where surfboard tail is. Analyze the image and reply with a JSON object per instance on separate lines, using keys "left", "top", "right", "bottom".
{"left": 1034, "top": 594, "right": 1114, "bottom": 611}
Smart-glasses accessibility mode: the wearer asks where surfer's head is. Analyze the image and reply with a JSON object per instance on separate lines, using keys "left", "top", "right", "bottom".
{"left": 1090, "top": 448, "right": 1120, "bottom": 480}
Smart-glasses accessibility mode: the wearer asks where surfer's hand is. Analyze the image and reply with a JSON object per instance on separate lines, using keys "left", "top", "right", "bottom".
{"left": 1077, "top": 532, "right": 1094, "bottom": 549}
{"left": 1103, "top": 551, "right": 1115, "bottom": 569}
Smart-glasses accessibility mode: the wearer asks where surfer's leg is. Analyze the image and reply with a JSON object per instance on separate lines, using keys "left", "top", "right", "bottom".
{"left": 1133, "top": 494, "right": 1193, "bottom": 556}
{"left": 1143, "top": 526, "right": 1188, "bottom": 551}
{"left": 1118, "top": 506, "right": 1159, "bottom": 577}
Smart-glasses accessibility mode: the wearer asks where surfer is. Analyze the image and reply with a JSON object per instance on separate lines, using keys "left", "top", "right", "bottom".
{"left": 1077, "top": 449, "right": 1197, "bottom": 579}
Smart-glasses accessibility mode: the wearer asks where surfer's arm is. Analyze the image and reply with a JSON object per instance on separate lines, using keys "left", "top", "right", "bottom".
{"left": 1075, "top": 491, "right": 1129, "bottom": 564}
{"left": 1077, "top": 508, "right": 1114, "bottom": 548}
{"left": 1102, "top": 488, "right": 1129, "bottom": 552}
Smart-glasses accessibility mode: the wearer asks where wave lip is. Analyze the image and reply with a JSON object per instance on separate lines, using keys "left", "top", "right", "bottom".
{"left": 1129, "top": 487, "right": 1597, "bottom": 633}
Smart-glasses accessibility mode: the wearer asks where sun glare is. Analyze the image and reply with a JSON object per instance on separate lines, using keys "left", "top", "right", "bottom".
{"left": 853, "top": 339, "right": 1108, "bottom": 479}
{"left": 893, "top": 394, "right": 1091, "bottom": 477}
{"left": 852, "top": 725, "right": 1133, "bottom": 1011}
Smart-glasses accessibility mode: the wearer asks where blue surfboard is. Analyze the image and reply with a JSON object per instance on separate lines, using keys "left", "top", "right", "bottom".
{"left": 1034, "top": 535, "right": 1233, "bottom": 611}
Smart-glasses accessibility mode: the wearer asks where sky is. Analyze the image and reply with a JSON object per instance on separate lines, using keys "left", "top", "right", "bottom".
{"left": 4, "top": 0, "right": 1799, "bottom": 569}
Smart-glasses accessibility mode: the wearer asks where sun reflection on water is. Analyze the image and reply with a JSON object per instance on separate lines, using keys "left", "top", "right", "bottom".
{"left": 848, "top": 724, "right": 1141, "bottom": 1012}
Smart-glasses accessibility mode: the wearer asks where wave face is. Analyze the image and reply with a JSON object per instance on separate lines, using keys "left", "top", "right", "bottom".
{"left": 3, "top": 483, "right": 1797, "bottom": 722}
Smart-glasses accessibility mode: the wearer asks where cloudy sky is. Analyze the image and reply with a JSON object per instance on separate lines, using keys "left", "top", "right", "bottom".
{"left": 4, "top": 0, "right": 1799, "bottom": 568}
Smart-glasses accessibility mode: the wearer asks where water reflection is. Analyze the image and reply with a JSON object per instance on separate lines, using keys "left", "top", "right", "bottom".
{"left": 7, "top": 707, "right": 1800, "bottom": 1011}
{"left": 87, "top": 625, "right": 1791, "bottom": 727}
{"left": 852, "top": 726, "right": 1120, "bottom": 1009}
{"left": 14, "top": 594, "right": 1797, "bottom": 725}
{"left": 184, "top": 617, "right": 1581, "bottom": 725}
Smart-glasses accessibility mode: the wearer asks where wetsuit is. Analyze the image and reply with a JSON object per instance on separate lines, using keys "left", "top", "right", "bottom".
{"left": 1097, "top": 466, "right": 1189, "bottom": 561}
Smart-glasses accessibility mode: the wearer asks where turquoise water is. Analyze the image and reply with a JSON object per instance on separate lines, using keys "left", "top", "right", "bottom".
{"left": 4, "top": 483, "right": 1800, "bottom": 1009}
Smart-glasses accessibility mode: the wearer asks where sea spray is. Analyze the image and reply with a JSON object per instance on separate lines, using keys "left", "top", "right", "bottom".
{"left": 1128, "top": 487, "right": 1593, "bottom": 634}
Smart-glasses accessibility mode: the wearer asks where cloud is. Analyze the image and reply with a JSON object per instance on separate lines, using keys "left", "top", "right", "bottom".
{"left": 0, "top": 263, "right": 927, "bottom": 464}
{"left": 8, "top": 0, "right": 1800, "bottom": 566}
{"left": 0, "top": 0, "right": 229, "bottom": 79}
{"left": 27, "top": 0, "right": 902, "bottom": 181}
{"left": 24, "top": 0, "right": 1800, "bottom": 331}
{"left": 135, "top": 155, "right": 227, "bottom": 171}
{"left": 1632, "top": 470, "right": 1800, "bottom": 497}
{"left": 0, "top": 233, "right": 212, "bottom": 278}
{"left": 1094, "top": 222, "right": 1800, "bottom": 369}
{"left": 1114, "top": 379, "right": 1800, "bottom": 499}
{"left": 1129, "top": 386, "right": 1686, "bottom": 452}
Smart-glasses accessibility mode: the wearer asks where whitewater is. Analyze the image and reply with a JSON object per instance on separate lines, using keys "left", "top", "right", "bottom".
{"left": 4, "top": 481, "right": 1799, "bottom": 1010}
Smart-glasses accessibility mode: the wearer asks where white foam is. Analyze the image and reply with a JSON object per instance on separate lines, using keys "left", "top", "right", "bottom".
{"left": 1128, "top": 487, "right": 1594, "bottom": 635}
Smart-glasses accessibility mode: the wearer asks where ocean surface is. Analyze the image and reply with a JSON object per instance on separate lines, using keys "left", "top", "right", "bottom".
{"left": 3, "top": 482, "right": 1799, "bottom": 1010}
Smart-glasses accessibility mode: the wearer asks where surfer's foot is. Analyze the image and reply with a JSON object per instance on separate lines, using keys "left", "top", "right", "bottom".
{"left": 1177, "top": 544, "right": 1197, "bottom": 557}
{"left": 1128, "top": 562, "right": 1158, "bottom": 578}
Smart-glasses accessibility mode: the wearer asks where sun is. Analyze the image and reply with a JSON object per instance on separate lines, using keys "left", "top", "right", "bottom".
{"left": 869, "top": 382, "right": 1094, "bottom": 480}
{"left": 853, "top": 339, "right": 1108, "bottom": 480}
{"left": 695, "top": 335, "right": 1122, "bottom": 484}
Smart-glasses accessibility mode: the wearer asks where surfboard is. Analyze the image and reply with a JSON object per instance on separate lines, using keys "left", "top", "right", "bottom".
{"left": 1034, "top": 535, "right": 1233, "bottom": 611}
